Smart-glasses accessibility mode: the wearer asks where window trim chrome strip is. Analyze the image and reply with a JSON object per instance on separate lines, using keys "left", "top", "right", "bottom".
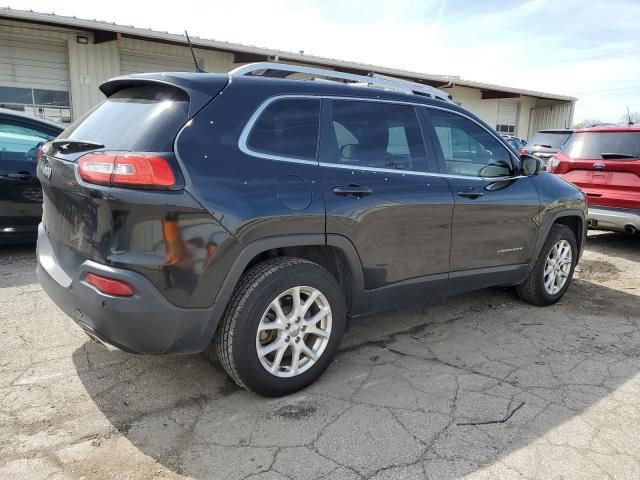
{"left": 237, "top": 94, "right": 522, "bottom": 180}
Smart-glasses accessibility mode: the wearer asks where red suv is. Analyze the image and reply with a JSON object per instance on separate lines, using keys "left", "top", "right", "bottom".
{"left": 547, "top": 124, "right": 640, "bottom": 234}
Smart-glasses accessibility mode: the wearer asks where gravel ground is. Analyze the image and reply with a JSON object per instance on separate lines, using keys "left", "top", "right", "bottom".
{"left": 0, "top": 231, "right": 639, "bottom": 480}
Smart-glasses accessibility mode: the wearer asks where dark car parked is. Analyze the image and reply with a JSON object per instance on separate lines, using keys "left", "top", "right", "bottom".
{"left": 36, "top": 64, "right": 587, "bottom": 396}
{"left": 524, "top": 129, "right": 573, "bottom": 163}
{"left": 0, "top": 108, "right": 63, "bottom": 245}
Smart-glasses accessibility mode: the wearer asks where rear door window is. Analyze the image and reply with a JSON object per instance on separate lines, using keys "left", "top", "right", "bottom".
{"left": 246, "top": 98, "right": 320, "bottom": 161}
{"left": 59, "top": 85, "right": 190, "bottom": 152}
{"left": 561, "top": 132, "right": 640, "bottom": 159}
{"left": 325, "top": 100, "right": 428, "bottom": 171}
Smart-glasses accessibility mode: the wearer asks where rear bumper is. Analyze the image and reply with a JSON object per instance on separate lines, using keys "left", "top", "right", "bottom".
{"left": 587, "top": 207, "right": 640, "bottom": 233}
{"left": 36, "top": 224, "right": 225, "bottom": 354}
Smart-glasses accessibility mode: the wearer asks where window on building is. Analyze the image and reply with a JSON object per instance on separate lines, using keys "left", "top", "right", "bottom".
{"left": 326, "top": 100, "right": 428, "bottom": 171}
{"left": 429, "top": 109, "right": 514, "bottom": 178}
{"left": 246, "top": 98, "right": 321, "bottom": 161}
{"left": 496, "top": 124, "right": 516, "bottom": 134}
{"left": 0, "top": 86, "right": 71, "bottom": 124}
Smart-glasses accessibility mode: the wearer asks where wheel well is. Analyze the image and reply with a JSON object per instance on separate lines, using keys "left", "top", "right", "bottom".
{"left": 243, "top": 245, "right": 355, "bottom": 311}
{"left": 554, "top": 216, "right": 584, "bottom": 253}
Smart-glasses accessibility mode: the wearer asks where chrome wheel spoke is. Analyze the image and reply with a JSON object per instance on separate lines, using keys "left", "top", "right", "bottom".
{"left": 270, "top": 344, "right": 288, "bottom": 373}
{"left": 305, "top": 307, "right": 330, "bottom": 326}
{"left": 306, "top": 326, "right": 330, "bottom": 338}
{"left": 258, "top": 337, "right": 285, "bottom": 357}
{"left": 290, "top": 347, "right": 301, "bottom": 376}
{"left": 301, "top": 343, "right": 318, "bottom": 362}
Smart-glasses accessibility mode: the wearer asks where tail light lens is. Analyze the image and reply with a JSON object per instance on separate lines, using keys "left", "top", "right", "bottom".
{"left": 78, "top": 153, "right": 176, "bottom": 188}
{"left": 85, "top": 273, "right": 135, "bottom": 297}
{"left": 518, "top": 147, "right": 525, "bottom": 155}
{"left": 37, "top": 141, "right": 50, "bottom": 163}
{"left": 546, "top": 155, "right": 560, "bottom": 173}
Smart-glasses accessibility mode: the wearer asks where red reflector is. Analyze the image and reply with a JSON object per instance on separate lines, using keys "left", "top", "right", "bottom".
{"left": 85, "top": 273, "right": 135, "bottom": 297}
{"left": 77, "top": 153, "right": 175, "bottom": 188}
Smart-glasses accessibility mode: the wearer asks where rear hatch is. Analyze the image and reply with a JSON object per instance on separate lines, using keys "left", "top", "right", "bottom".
{"left": 37, "top": 74, "right": 228, "bottom": 272}
{"left": 526, "top": 130, "right": 572, "bottom": 161}
{"left": 553, "top": 130, "right": 640, "bottom": 210}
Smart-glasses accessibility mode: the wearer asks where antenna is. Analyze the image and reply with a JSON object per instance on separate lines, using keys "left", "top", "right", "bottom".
{"left": 184, "top": 31, "right": 207, "bottom": 73}
{"left": 627, "top": 106, "right": 634, "bottom": 125}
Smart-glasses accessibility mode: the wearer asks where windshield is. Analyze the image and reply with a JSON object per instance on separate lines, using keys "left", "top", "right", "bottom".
{"left": 529, "top": 132, "right": 572, "bottom": 149}
{"left": 561, "top": 131, "right": 640, "bottom": 159}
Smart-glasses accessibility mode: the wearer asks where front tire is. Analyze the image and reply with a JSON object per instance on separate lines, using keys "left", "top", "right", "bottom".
{"left": 215, "top": 257, "right": 346, "bottom": 397}
{"left": 516, "top": 224, "right": 577, "bottom": 306}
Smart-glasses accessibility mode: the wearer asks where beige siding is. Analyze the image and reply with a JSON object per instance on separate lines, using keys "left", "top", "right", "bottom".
{"left": 447, "top": 85, "right": 499, "bottom": 128}
{"left": 528, "top": 101, "right": 575, "bottom": 138}
{"left": 118, "top": 37, "right": 234, "bottom": 73}
{"left": 67, "top": 36, "right": 120, "bottom": 119}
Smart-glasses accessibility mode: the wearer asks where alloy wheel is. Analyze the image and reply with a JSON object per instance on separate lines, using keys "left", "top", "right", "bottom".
{"left": 543, "top": 239, "right": 572, "bottom": 295}
{"left": 255, "top": 286, "right": 332, "bottom": 378}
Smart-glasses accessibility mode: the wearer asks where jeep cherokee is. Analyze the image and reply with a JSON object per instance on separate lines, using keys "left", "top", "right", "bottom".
{"left": 36, "top": 63, "right": 587, "bottom": 397}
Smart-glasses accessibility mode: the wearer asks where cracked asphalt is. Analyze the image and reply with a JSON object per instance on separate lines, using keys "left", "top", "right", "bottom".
{"left": 1, "top": 231, "right": 639, "bottom": 480}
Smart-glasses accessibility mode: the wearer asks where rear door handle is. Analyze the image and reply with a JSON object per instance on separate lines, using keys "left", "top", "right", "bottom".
{"left": 332, "top": 184, "right": 373, "bottom": 198}
{"left": 457, "top": 188, "right": 484, "bottom": 199}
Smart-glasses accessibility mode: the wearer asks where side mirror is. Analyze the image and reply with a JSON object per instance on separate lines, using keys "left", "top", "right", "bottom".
{"left": 520, "top": 154, "right": 542, "bottom": 176}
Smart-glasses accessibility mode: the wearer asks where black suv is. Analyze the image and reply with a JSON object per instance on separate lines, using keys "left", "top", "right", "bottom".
{"left": 37, "top": 63, "right": 586, "bottom": 396}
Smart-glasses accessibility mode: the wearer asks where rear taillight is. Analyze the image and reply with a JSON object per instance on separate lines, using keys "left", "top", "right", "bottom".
{"left": 546, "top": 155, "right": 560, "bottom": 173}
{"left": 85, "top": 273, "right": 135, "bottom": 297}
{"left": 518, "top": 147, "right": 525, "bottom": 155}
{"left": 78, "top": 153, "right": 176, "bottom": 188}
{"left": 37, "top": 141, "right": 50, "bottom": 163}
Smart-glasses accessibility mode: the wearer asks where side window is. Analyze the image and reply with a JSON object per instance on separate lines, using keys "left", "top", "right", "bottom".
{"left": 327, "top": 100, "right": 428, "bottom": 171}
{"left": 0, "top": 121, "right": 55, "bottom": 162}
{"left": 429, "top": 110, "right": 514, "bottom": 178}
{"left": 246, "top": 98, "right": 320, "bottom": 161}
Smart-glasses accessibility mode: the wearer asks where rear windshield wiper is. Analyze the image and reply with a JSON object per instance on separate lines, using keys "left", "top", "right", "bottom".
{"left": 600, "top": 152, "right": 638, "bottom": 160}
{"left": 51, "top": 139, "right": 105, "bottom": 154}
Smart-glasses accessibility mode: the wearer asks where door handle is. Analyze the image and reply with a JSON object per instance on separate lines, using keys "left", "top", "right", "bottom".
{"left": 457, "top": 188, "right": 484, "bottom": 199}
{"left": 332, "top": 184, "right": 373, "bottom": 198}
{"left": 7, "top": 173, "right": 32, "bottom": 180}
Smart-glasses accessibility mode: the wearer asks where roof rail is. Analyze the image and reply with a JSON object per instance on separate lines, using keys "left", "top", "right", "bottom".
{"left": 229, "top": 62, "right": 453, "bottom": 103}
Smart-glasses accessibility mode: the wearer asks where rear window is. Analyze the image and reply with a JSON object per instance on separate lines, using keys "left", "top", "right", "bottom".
{"left": 60, "top": 85, "right": 189, "bottom": 152}
{"left": 246, "top": 98, "right": 320, "bottom": 161}
{"left": 562, "top": 132, "right": 640, "bottom": 159}
{"left": 530, "top": 132, "right": 571, "bottom": 149}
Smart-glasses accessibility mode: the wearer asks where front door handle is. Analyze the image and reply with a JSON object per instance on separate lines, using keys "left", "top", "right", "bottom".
{"left": 457, "top": 188, "right": 484, "bottom": 199}
{"left": 332, "top": 184, "right": 373, "bottom": 198}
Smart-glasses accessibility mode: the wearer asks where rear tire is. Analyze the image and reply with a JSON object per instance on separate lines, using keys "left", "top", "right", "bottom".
{"left": 215, "top": 257, "right": 346, "bottom": 397}
{"left": 516, "top": 224, "right": 577, "bottom": 306}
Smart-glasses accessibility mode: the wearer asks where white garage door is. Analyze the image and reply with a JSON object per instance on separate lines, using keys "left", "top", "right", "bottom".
{"left": 0, "top": 36, "right": 71, "bottom": 123}
{"left": 496, "top": 101, "right": 519, "bottom": 134}
{"left": 496, "top": 100, "right": 518, "bottom": 134}
{"left": 120, "top": 50, "right": 197, "bottom": 75}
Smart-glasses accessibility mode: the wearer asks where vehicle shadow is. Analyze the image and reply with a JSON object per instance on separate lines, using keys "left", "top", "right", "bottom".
{"left": 70, "top": 236, "right": 640, "bottom": 478}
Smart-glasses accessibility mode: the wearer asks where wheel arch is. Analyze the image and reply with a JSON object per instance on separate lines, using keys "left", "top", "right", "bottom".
{"left": 213, "top": 234, "right": 367, "bottom": 315}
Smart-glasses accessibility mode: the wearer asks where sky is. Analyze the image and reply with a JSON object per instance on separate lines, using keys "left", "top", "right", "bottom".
{"left": 5, "top": 0, "right": 639, "bottom": 124}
